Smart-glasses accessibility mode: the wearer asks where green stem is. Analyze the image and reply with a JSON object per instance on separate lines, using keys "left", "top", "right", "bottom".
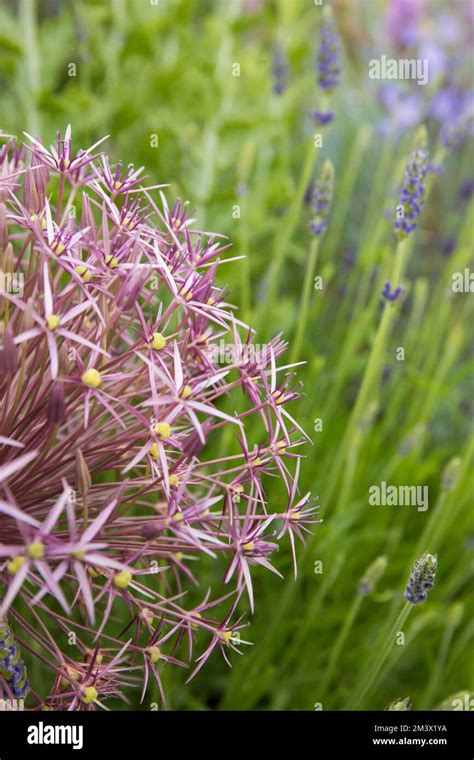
{"left": 324, "top": 237, "right": 409, "bottom": 513}
{"left": 258, "top": 140, "right": 316, "bottom": 334}
{"left": 421, "top": 617, "right": 457, "bottom": 709}
{"left": 20, "top": 0, "right": 41, "bottom": 135}
{"left": 347, "top": 601, "right": 412, "bottom": 709}
{"left": 290, "top": 237, "right": 319, "bottom": 362}
{"left": 320, "top": 593, "right": 362, "bottom": 698}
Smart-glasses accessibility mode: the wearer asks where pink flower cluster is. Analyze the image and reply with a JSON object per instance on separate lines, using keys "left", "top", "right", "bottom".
{"left": 0, "top": 127, "right": 318, "bottom": 709}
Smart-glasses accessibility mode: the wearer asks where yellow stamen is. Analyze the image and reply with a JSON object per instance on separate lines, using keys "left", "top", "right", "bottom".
{"left": 85, "top": 648, "right": 103, "bottom": 664}
{"left": 27, "top": 540, "right": 45, "bottom": 560}
{"left": 105, "top": 255, "right": 119, "bottom": 269}
{"left": 172, "top": 512, "right": 184, "bottom": 524}
{"left": 179, "top": 284, "right": 192, "bottom": 301}
{"left": 122, "top": 215, "right": 135, "bottom": 230}
{"left": 150, "top": 332, "right": 166, "bottom": 351}
{"left": 149, "top": 443, "right": 160, "bottom": 459}
{"left": 113, "top": 570, "right": 132, "bottom": 589}
{"left": 180, "top": 384, "right": 192, "bottom": 399}
{"left": 169, "top": 474, "right": 180, "bottom": 487}
{"left": 75, "top": 265, "right": 92, "bottom": 283}
{"left": 7, "top": 555, "right": 26, "bottom": 575}
{"left": 46, "top": 314, "right": 60, "bottom": 330}
{"left": 81, "top": 686, "right": 98, "bottom": 704}
{"left": 154, "top": 422, "right": 171, "bottom": 440}
{"left": 61, "top": 665, "right": 80, "bottom": 688}
{"left": 52, "top": 241, "right": 65, "bottom": 255}
{"left": 81, "top": 368, "right": 102, "bottom": 388}
{"left": 146, "top": 646, "right": 161, "bottom": 664}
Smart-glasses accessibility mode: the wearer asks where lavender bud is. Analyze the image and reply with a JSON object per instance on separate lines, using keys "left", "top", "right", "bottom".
{"left": 310, "top": 159, "right": 334, "bottom": 237}
{"left": 359, "top": 555, "right": 387, "bottom": 596}
{"left": 271, "top": 46, "right": 288, "bottom": 95}
{"left": 310, "top": 110, "right": 334, "bottom": 126}
{"left": 405, "top": 552, "right": 437, "bottom": 605}
{"left": 441, "top": 457, "right": 461, "bottom": 492}
{"left": 317, "top": 9, "right": 341, "bottom": 92}
{"left": 0, "top": 621, "right": 29, "bottom": 699}
{"left": 385, "top": 696, "right": 411, "bottom": 711}
{"left": 441, "top": 104, "right": 474, "bottom": 150}
{"left": 382, "top": 280, "right": 404, "bottom": 302}
{"left": 394, "top": 148, "right": 429, "bottom": 239}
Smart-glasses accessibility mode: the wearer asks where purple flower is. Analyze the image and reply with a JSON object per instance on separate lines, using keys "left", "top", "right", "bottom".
{"left": 317, "top": 10, "right": 341, "bottom": 92}
{"left": 459, "top": 178, "right": 474, "bottom": 201}
{"left": 310, "top": 109, "right": 334, "bottom": 126}
{"left": 272, "top": 46, "right": 288, "bottom": 95}
{"left": 377, "top": 86, "right": 423, "bottom": 137}
{"left": 405, "top": 552, "right": 438, "bottom": 604}
{"left": 310, "top": 159, "right": 335, "bottom": 237}
{"left": 0, "top": 622, "right": 29, "bottom": 699}
{"left": 440, "top": 98, "right": 474, "bottom": 149}
{"left": 385, "top": 0, "right": 422, "bottom": 50}
{"left": 394, "top": 148, "right": 429, "bottom": 239}
{"left": 0, "top": 125, "right": 315, "bottom": 709}
{"left": 382, "top": 281, "right": 404, "bottom": 302}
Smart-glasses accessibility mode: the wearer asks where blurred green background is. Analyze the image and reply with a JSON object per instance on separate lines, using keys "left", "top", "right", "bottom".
{"left": 1, "top": 0, "right": 473, "bottom": 710}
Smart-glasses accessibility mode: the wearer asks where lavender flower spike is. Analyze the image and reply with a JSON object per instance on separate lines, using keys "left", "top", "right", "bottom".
{"left": 0, "top": 621, "right": 29, "bottom": 699}
{"left": 272, "top": 46, "right": 288, "bottom": 95}
{"left": 317, "top": 8, "right": 341, "bottom": 92}
{"left": 394, "top": 148, "right": 429, "bottom": 239}
{"left": 310, "top": 159, "right": 334, "bottom": 237}
{"left": 405, "top": 552, "right": 438, "bottom": 605}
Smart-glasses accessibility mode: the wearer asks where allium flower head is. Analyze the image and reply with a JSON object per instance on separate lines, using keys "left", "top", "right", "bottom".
{"left": 405, "top": 552, "right": 438, "bottom": 605}
{"left": 0, "top": 125, "right": 315, "bottom": 708}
